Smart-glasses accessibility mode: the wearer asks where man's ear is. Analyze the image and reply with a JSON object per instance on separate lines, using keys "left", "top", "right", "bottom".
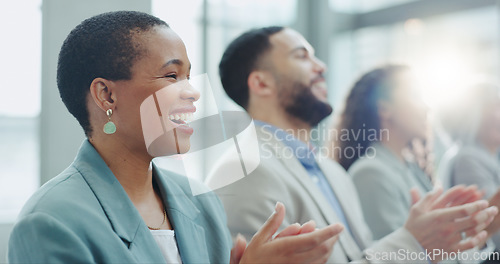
{"left": 248, "top": 70, "right": 275, "bottom": 97}
{"left": 89, "top": 78, "right": 117, "bottom": 111}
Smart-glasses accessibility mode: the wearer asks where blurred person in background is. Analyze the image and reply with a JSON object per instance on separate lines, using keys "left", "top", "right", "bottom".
{"left": 211, "top": 27, "right": 498, "bottom": 263}
{"left": 336, "top": 64, "right": 500, "bottom": 262}
{"left": 336, "top": 65, "right": 434, "bottom": 238}
{"left": 438, "top": 81, "right": 500, "bottom": 247}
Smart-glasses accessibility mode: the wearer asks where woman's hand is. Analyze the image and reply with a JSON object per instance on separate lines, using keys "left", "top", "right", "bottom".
{"left": 230, "top": 202, "right": 343, "bottom": 264}
{"left": 405, "top": 187, "right": 497, "bottom": 263}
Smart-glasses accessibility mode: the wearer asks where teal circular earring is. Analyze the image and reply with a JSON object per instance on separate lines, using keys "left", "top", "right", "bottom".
{"left": 103, "top": 109, "right": 117, "bottom": 135}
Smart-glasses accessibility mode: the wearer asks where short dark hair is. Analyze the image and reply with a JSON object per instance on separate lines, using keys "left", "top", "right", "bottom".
{"left": 57, "top": 11, "right": 168, "bottom": 137}
{"left": 219, "top": 26, "right": 284, "bottom": 109}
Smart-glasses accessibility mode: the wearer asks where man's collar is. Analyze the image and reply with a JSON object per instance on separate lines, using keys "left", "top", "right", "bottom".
{"left": 254, "top": 120, "right": 317, "bottom": 167}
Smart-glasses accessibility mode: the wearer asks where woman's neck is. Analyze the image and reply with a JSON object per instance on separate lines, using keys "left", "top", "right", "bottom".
{"left": 379, "top": 131, "right": 408, "bottom": 163}
{"left": 89, "top": 135, "right": 171, "bottom": 230}
{"left": 89, "top": 136, "right": 155, "bottom": 204}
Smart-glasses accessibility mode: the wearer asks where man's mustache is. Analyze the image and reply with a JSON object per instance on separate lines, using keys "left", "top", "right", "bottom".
{"left": 311, "top": 74, "right": 326, "bottom": 85}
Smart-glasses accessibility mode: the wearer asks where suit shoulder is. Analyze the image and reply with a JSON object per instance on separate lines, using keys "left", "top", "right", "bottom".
{"left": 8, "top": 210, "right": 96, "bottom": 263}
{"left": 453, "top": 147, "right": 485, "bottom": 164}
{"left": 317, "top": 157, "right": 349, "bottom": 175}
{"left": 206, "top": 146, "right": 286, "bottom": 192}
{"left": 349, "top": 155, "right": 395, "bottom": 181}
{"left": 214, "top": 156, "right": 288, "bottom": 194}
{"left": 16, "top": 165, "right": 102, "bottom": 228}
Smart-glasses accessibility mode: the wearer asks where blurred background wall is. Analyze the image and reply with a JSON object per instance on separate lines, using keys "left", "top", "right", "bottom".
{"left": 1, "top": 0, "right": 499, "bottom": 262}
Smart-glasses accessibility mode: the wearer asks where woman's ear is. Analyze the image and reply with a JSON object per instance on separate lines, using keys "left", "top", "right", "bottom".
{"left": 89, "top": 78, "right": 116, "bottom": 111}
{"left": 248, "top": 70, "right": 275, "bottom": 97}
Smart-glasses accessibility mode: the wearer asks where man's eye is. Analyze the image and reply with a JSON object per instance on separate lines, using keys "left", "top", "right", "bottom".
{"left": 297, "top": 53, "right": 308, "bottom": 59}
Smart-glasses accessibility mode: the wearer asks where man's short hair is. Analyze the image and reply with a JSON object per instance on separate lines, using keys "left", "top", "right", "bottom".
{"left": 219, "top": 26, "right": 284, "bottom": 109}
{"left": 57, "top": 11, "right": 168, "bottom": 136}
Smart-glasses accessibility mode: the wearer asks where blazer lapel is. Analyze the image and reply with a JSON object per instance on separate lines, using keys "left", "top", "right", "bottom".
{"left": 74, "top": 140, "right": 165, "bottom": 263}
{"left": 316, "top": 158, "right": 366, "bottom": 258}
{"left": 256, "top": 127, "right": 363, "bottom": 260}
{"left": 257, "top": 127, "right": 335, "bottom": 221}
{"left": 375, "top": 143, "right": 433, "bottom": 193}
{"left": 409, "top": 163, "right": 434, "bottom": 192}
{"left": 153, "top": 164, "right": 209, "bottom": 263}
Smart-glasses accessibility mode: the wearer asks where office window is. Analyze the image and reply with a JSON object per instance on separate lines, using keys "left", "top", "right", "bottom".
{"left": 330, "top": 0, "right": 419, "bottom": 13}
{"left": 331, "top": 6, "right": 499, "bottom": 109}
{"left": 329, "top": 5, "right": 499, "bottom": 163}
{"left": 153, "top": 0, "right": 297, "bottom": 111}
{"left": 0, "top": 0, "right": 42, "bottom": 222}
{"left": 152, "top": 0, "right": 297, "bottom": 181}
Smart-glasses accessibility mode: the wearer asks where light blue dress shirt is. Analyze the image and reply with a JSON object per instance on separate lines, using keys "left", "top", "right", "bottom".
{"left": 254, "top": 121, "right": 352, "bottom": 235}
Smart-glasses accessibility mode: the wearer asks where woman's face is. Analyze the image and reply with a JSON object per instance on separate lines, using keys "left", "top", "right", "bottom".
{"left": 383, "top": 70, "right": 429, "bottom": 142}
{"left": 109, "top": 26, "right": 200, "bottom": 157}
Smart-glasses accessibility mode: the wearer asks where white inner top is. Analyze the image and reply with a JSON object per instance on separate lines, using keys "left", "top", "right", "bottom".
{"left": 150, "top": 229, "right": 183, "bottom": 263}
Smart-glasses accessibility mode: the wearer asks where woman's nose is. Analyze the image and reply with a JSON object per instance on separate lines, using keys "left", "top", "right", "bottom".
{"left": 181, "top": 81, "right": 200, "bottom": 102}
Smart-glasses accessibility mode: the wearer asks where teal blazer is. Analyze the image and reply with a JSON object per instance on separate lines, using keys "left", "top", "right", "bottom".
{"left": 8, "top": 140, "right": 232, "bottom": 263}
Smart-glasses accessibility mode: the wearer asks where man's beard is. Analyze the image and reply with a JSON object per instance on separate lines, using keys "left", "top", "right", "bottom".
{"left": 278, "top": 80, "right": 333, "bottom": 127}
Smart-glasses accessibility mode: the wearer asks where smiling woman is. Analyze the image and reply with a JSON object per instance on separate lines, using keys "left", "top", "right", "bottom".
{"left": 7, "top": 10, "right": 343, "bottom": 264}
{"left": 8, "top": 11, "right": 224, "bottom": 263}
